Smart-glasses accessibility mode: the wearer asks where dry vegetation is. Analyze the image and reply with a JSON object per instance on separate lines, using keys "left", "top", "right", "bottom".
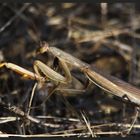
{"left": 0, "top": 3, "right": 140, "bottom": 137}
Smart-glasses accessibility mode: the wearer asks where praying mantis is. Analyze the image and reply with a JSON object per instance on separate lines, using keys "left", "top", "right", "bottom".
{"left": 1, "top": 42, "right": 140, "bottom": 107}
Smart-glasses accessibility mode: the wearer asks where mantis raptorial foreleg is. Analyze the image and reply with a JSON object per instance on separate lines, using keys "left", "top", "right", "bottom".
{"left": 0, "top": 58, "right": 84, "bottom": 99}
{"left": 33, "top": 60, "right": 67, "bottom": 84}
{"left": 0, "top": 60, "right": 72, "bottom": 85}
{"left": 0, "top": 58, "right": 84, "bottom": 110}
{"left": 30, "top": 59, "right": 84, "bottom": 108}
{"left": 33, "top": 59, "right": 73, "bottom": 87}
{"left": 58, "top": 58, "right": 72, "bottom": 83}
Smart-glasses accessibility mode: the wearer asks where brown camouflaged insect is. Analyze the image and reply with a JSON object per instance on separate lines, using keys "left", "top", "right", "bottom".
{"left": 1, "top": 42, "right": 140, "bottom": 106}
{"left": 38, "top": 42, "right": 140, "bottom": 106}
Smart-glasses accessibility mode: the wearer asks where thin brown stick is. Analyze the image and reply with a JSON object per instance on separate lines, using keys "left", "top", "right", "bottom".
{"left": 27, "top": 82, "right": 38, "bottom": 115}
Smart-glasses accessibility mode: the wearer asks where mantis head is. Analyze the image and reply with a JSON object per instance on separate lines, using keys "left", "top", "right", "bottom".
{"left": 36, "top": 41, "right": 49, "bottom": 55}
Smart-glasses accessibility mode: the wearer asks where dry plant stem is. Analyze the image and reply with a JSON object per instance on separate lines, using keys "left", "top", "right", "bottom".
{"left": 2, "top": 115, "right": 140, "bottom": 132}
{"left": 60, "top": 94, "right": 82, "bottom": 121}
{"left": 30, "top": 84, "right": 59, "bottom": 109}
{"left": 81, "top": 112, "right": 96, "bottom": 137}
{"left": 51, "top": 122, "right": 140, "bottom": 135}
{"left": 0, "top": 3, "right": 30, "bottom": 33}
{"left": 27, "top": 82, "right": 38, "bottom": 115}
{"left": 126, "top": 107, "right": 139, "bottom": 135}
{"left": 101, "top": 39, "right": 132, "bottom": 61}
{"left": 101, "top": 3, "right": 108, "bottom": 27}
{"left": 0, "top": 100, "right": 60, "bottom": 128}
{"left": 39, "top": 43, "right": 140, "bottom": 106}
{"left": 0, "top": 131, "right": 122, "bottom": 137}
{"left": 0, "top": 117, "right": 19, "bottom": 124}
{"left": 70, "top": 26, "right": 129, "bottom": 43}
